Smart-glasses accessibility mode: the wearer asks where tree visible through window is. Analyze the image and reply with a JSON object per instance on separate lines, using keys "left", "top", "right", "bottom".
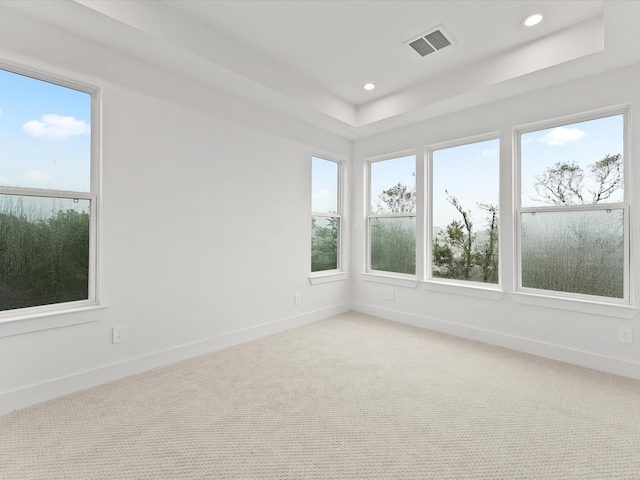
{"left": 0, "top": 67, "right": 96, "bottom": 312}
{"left": 518, "top": 113, "right": 626, "bottom": 299}
{"left": 431, "top": 138, "right": 499, "bottom": 284}
{"left": 311, "top": 157, "right": 340, "bottom": 272}
{"left": 368, "top": 155, "right": 416, "bottom": 275}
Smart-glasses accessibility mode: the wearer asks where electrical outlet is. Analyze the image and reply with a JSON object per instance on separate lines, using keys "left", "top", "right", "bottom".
{"left": 618, "top": 326, "right": 633, "bottom": 344}
{"left": 112, "top": 325, "right": 127, "bottom": 344}
{"left": 294, "top": 293, "right": 301, "bottom": 305}
{"left": 388, "top": 289, "right": 395, "bottom": 301}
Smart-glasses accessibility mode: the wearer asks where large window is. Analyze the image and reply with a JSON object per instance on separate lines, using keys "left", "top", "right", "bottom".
{"left": 0, "top": 66, "right": 97, "bottom": 313}
{"left": 311, "top": 156, "right": 340, "bottom": 272}
{"left": 368, "top": 154, "right": 416, "bottom": 275}
{"left": 430, "top": 138, "right": 500, "bottom": 285}
{"left": 517, "top": 112, "right": 627, "bottom": 301}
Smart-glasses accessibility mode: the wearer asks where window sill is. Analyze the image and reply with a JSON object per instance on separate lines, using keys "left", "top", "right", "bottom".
{"left": 510, "top": 291, "right": 639, "bottom": 319}
{"left": 309, "top": 272, "right": 349, "bottom": 284}
{"left": 361, "top": 273, "right": 419, "bottom": 288}
{"left": 422, "top": 280, "right": 505, "bottom": 300}
{"left": 0, "top": 303, "right": 106, "bottom": 338}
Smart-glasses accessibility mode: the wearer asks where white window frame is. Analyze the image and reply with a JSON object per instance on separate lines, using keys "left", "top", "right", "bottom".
{"left": 310, "top": 156, "right": 346, "bottom": 283}
{"left": 514, "top": 106, "right": 631, "bottom": 305}
{"left": 366, "top": 151, "right": 417, "bottom": 280}
{"left": 0, "top": 61, "right": 101, "bottom": 326}
{"left": 425, "top": 133, "right": 502, "bottom": 291}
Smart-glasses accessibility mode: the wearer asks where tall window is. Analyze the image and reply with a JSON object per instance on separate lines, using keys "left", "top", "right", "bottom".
{"left": 517, "top": 112, "right": 627, "bottom": 300}
{"left": 311, "top": 156, "right": 340, "bottom": 272}
{"left": 368, "top": 154, "right": 416, "bottom": 275}
{"left": 431, "top": 138, "right": 500, "bottom": 284}
{"left": 0, "top": 66, "right": 97, "bottom": 313}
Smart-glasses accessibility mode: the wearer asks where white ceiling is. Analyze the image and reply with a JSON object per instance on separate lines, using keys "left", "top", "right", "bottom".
{"left": 3, "top": 0, "right": 640, "bottom": 139}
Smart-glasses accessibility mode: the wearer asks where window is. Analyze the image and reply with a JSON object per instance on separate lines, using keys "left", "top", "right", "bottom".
{"left": 368, "top": 154, "right": 416, "bottom": 275}
{"left": 311, "top": 156, "right": 340, "bottom": 272}
{"left": 517, "top": 111, "right": 627, "bottom": 301}
{"left": 0, "top": 65, "right": 98, "bottom": 314}
{"left": 430, "top": 138, "right": 500, "bottom": 285}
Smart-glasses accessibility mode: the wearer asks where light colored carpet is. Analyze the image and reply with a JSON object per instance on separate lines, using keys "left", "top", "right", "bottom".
{"left": 1, "top": 311, "right": 640, "bottom": 479}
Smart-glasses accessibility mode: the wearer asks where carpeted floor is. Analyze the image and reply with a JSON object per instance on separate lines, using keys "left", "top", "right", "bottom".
{"left": 1, "top": 311, "right": 640, "bottom": 479}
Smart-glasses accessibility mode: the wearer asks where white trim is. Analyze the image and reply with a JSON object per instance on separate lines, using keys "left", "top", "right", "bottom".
{"left": 426, "top": 134, "right": 501, "bottom": 285}
{"left": 361, "top": 273, "right": 419, "bottom": 288}
{"left": 309, "top": 272, "right": 349, "bottom": 284}
{"left": 509, "top": 291, "right": 638, "bottom": 319}
{"left": 352, "top": 302, "right": 640, "bottom": 381}
{"left": 0, "top": 304, "right": 106, "bottom": 338}
{"left": 365, "top": 153, "right": 418, "bottom": 276}
{"left": 0, "top": 304, "right": 351, "bottom": 415}
{"left": 514, "top": 107, "right": 630, "bottom": 304}
{"left": 311, "top": 155, "right": 343, "bottom": 273}
{"left": 422, "top": 280, "right": 505, "bottom": 300}
{"left": 0, "top": 62, "right": 101, "bottom": 318}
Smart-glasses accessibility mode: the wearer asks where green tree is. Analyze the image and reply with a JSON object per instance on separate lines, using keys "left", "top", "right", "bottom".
{"left": 371, "top": 179, "right": 416, "bottom": 274}
{"left": 311, "top": 215, "right": 338, "bottom": 272}
{"left": 432, "top": 192, "right": 498, "bottom": 284}
{"left": 375, "top": 181, "right": 416, "bottom": 213}
{"left": 0, "top": 207, "right": 89, "bottom": 311}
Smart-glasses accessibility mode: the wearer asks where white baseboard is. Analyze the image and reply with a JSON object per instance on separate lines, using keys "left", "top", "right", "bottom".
{"left": 352, "top": 302, "right": 640, "bottom": 381}
{"left": 0, "top": 303, "right": 351, "bottom": 415}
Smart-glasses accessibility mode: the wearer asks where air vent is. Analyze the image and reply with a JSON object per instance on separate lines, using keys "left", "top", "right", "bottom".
{"left": 407, "top": 26, "right": 454, "bottom": 57}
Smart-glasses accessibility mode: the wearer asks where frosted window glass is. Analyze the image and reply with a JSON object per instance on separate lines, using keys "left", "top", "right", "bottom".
{"left": 0, "top": 194, "right": 90, "bottom": 311}
{"left": 311, "top": 216, "right": 338, "bottom": 272}
{"left": 370, "top": 217, "right": 416, "bottom": 275}
{"left": 521, "top": 209, "right": 624, "bottom": 298}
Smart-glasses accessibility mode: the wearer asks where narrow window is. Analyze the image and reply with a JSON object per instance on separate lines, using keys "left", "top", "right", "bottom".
{"left": 0, "top": 66, "right": 97, "bottom": 313}
{"left": 517, "top": 112, "right": 627, "bottom": 300}
{"left": 368, "top": 155, "right": 416, "bottom": 275}
{"left": 311, "top": 156, "right": 340, "bottom": 272}
{"left": 431, "top": 138, "right": 500, "bottom": 284}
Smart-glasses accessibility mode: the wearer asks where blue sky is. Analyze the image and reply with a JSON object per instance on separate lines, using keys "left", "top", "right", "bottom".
{"left": 312, "top": 156, "right": 339, "bottom": 213}
{"left": 432, "top": 139, "right": 499, "bottom": 229}
{"left": 521, "top": 114, "right": 624, "bottom": 207}
{"left": 0, "top": 68, "right": 91, "bottom": 193}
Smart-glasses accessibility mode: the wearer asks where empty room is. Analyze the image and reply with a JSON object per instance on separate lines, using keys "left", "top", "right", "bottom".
{"left": 1, "top": 1, "right": 639, "bottom": 478}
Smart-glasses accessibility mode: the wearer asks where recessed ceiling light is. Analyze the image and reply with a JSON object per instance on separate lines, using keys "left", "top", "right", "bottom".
{"left": 364, "top": 83, "right": 376, "bottom": 91}
{"left": 522, "top": 13, "right": 543, "bottom": 27}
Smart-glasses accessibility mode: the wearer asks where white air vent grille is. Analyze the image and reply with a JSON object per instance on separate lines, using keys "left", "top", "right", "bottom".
{"left": 407, "top": 26, "right": 454, "bottom": 57}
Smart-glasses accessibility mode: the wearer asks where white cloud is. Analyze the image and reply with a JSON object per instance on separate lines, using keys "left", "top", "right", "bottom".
{"left": 22, "top": 114, "right": 89, "bottom": 140}
{"left": 21, "top": 170, "right": 53, "bottom": 186}
{"left": 538, "top": 127, "right": 586, "bottom": 146}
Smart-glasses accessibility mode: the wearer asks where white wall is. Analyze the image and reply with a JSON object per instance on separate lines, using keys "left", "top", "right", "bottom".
{"left": 2, "top": 4, "right": 640, "bottom": 415}
{"left": 351, "top": 62, "right": 640, "bottom": 380}
{"left": 0, "top": 7, "right": 351, "bottom": 413}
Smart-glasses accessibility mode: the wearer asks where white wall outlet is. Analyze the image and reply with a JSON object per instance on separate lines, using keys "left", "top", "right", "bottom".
{"left": 113, "top": 325, "right": 127, "bottom": 344}
{"left": 388, "top": 289, "right": 395, "bottom": 301}
{"left": 294, "top": 293, "right": 301, "bottom": 305}
{"left": 618, "top": 326, "right": 633, "bottom": 344}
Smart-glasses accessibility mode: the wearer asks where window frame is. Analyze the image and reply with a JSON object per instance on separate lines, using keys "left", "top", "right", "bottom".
{"left": 0, "top": 61, "right": 101, "bottom": 323}
{"left": 366, "top": 151, "right": 417, "bottom": 279}
{"left": 426, "top": 133, "right": 502, "bottom": 290}
{"left": 310, "top": 155, "right": 343, "bottom": 278}
{"left": 514, "top": 107, "right": 631, "bottom": 305}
